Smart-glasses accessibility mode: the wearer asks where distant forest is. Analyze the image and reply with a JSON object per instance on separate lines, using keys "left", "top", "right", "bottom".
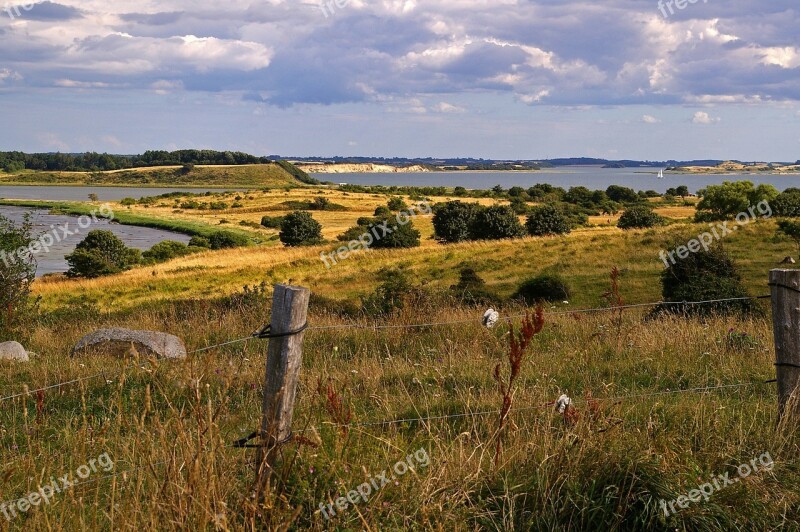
{"left": 0, "top": 150, "right": 274, "bottom": 173}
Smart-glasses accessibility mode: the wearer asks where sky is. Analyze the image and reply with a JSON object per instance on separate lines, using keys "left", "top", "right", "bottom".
{"left": 0, "top": 0, "right": 798, "bottom": 161}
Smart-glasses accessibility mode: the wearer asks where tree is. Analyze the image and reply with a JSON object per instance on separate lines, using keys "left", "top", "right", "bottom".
{"left": 695, "top": 180, "right": 778, "bottom": 221}
{"left": 470, "top": 205, "right": 526, "bottom": 240}
{"left": 279, "top": 211, "right": 323, "bottom": 247}
{"left": 66, "top": 230, "right": 141, "bottom": 278}
{"left": 773, "top": 188, "right": 800, "bottom": 217}
{"left": 617, "top": 206, "right": 665, "bottom": 229}
{"left": 0, "top": 213, "right": 37, "bottom": 336}
{"left": 367, "top": 216, "right": 420, "bottom": 248}
{"left": 260, "top": 215, "right": 285, "bottom": 229}
{"left": 374, "top": 206, "right": 392, "bottom": 217}
{"left": 777, "top": 220, "right": 800, "bottom": 255}
{"left": 676, "top": 185, "right": 689, "bottom": 198}
{"left": 209, "top": 231, "right": 250, "bottom": 249}
{"left": 88, "top": 193, "right": 99, "bottom": 202}
{"left": 526, "top": 205, "right": 571, "bottom": 236}
{"left": 605, "top": 185, "right": 639, "bottom": 203}
{"left": 432, "top": 201, "right": 480, "bottom": 243}
{"left": 387, "top": 197, "right": 408, "bottom": 211}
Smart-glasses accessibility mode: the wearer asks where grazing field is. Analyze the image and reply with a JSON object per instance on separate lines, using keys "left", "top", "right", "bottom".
{"left": 2, "top": 187, "right": 800, "bottom": 530}
{"left": 0, "top": 164, "right": 307, "bottom": 188}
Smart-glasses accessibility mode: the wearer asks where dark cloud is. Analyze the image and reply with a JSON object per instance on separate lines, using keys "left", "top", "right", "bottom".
{"left": 5, "top": 1, "right": 81, "bottom": 21}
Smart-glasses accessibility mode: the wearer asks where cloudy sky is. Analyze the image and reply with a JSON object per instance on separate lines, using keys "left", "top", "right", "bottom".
{"left": 0, "top": 0, "right": 798, "bottom": 160}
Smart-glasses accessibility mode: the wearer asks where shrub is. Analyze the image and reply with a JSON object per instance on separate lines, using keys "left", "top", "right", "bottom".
{"left": 432, "top": 201, "right": 480, "bottom": 243}
{"left": 368, "top": 216, "right": 420, "bottom": 248}
{"left": 469, "top": 205, "right": 526, "bottom": 240}
{"left": 374, "top": 206, "right": 392, "bottom": 217}
{"left": 188, "top": 236, "right": 211, "bottom": 248}
{"left": 773, "top": 188, "right": 800, "bottom": 217}
{"left": 451, "top": 267, "right": 496, "bottom": 304}
{"left": 777, "top": 220, "right": 800, "bottom": 254}
{"left": 653, "top": 241, "right": 757, "bottom": 317}
{"left": 142, "top": 240, "right": 193, "bottom": 263}
{"left": 261, "top": 215, "right": 285, "bottom": 229}
{"left": 208, "top": 231, "right": 250, "bottom": 250}
{"left": 208, "top": 201, "right": 228, "bottom": 210}
{"left": 526, "top": 205, "right": 571, "bottom": 236}
{"left": 279, "top": 211, "right": 323, "bottom": 247}
{"left": 66, "top": 230, "right": 141, "bottom": 278}
{"left": 361, "top": 267, "right": 414, "bottom": 316}
{"left": 617, "top": 206, "right": 664, "bottom": 229}
{"left": 514, "top": 274, "right": 571, "bottom": 304}
{"left": 387, "top": 197, "right": 408, "bottom": 211}
{"left": 509, "top": 197, "right": 529, "bottom": 215}
{"left": 3, "top": 161, "right": 24, "bottom": 173}
{"left": 0, "top": 213, "right": 38, "bottom": 335}
{"left": 120, "top": 197, "right": 137, "bottom": 206}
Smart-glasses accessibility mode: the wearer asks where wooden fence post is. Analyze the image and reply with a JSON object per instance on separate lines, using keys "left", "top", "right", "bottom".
{"left": 255, "top": 284, "right": 310, "bottom": 488}
{"left": 770, "top": 269, "right": 800, "bottom": 419}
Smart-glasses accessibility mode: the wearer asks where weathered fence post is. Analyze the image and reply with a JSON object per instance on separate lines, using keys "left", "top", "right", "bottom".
{"left": 770, "top": 269, "right": 800, "bottom": 419}
{"left": 255, "top": 284, "right": 310, "bottom": 488}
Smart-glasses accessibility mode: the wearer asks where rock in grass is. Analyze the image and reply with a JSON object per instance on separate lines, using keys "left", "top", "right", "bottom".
{"left": 781, "top": 256, "right": 796, "bottom": 264}
{"left": 0, "top": 341, "right": 29, "bottom": 362}
{"left": 71, "top": 328, "right": 187, "bottom": 359}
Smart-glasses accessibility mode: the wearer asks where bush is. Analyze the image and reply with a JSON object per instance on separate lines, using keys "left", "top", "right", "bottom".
{"left": 526, "top": 205, "right": 571, "bottom": 236}
{"left": 653, "top": 241, "right": 757, "bottom": 317}
{"left": 368, "top": 216, "right": 420, "bottom": 248}
{"left": 3, "top": 161, "right": 24, "bottom": 173}
{"left": 0, "top": 213, "right": 37, "bottom": 335}
{"left": 374, "top": 206, "right": 392, "bottom": 217}
{"left": 514, "top": 274, "right": 571, "bottom": 304}
{"left": 432, "top": 201, "right": 480, "bottom": 243}
{"left": 208, "top": 231, "right": 250, "bottom": 250}
{"left": 451, "top": 267, "right": 496, "bottom": 304}
{"left": 261, "top": 215, "right": 285, "bottom": 229}
{"left": 469, "top": 205, "right": 526, "bottom": 240}
{"left": 617, "top": 206, "right": 665, "bottom": 229}
{"left": 66, "top": 230, "right": 141, "bottom": 278}
{"left": 279, "top": 211, "right": 323, "bottom": 247}
{"left": 361, "top": 267, "right": 414, "bottom": 316}
{"left": 387, "top": 197, "right": 408, "bottom": 211}
{"left": 188, "top": 236, "right": 211, "bottom": 248}
{"left": 142, "top": 240, "right": 193, "bottom": 263}
{"left": 773, "top": 188, "right": 800, "bottom": 217}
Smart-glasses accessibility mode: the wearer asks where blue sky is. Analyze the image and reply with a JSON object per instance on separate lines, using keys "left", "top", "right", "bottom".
{"left": 0, "top": 0, "right": 798, "bottom": 160}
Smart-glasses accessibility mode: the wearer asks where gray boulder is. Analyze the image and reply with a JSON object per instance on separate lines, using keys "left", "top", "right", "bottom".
{"left": 72, "top": 328, "right": 187, "bottom": 359}
{"left": 0, "top": 341, "right": 29, "bottom": 362}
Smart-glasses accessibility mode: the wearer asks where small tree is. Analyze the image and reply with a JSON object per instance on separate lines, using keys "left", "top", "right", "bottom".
{"left": 676, "top": 185, "right": 689, "bottom": 198}
{"left": 0, "top": 213, "right": 38, "bottom": 336}
{"left": 469, "top": 205, "right": 526, "bottom": 240}
{"left": 777, "top": 220, "right": 800, "bottom": 255}
{"left": 260, "top": 215, "right": 285, "bottom": 229}
{"left": 387, "top": 197, "right": 408, "bottom": 211}
{"left": 773, "top": 188, "right": 800, "bottom": 217}
{"left": 617, "top": 206, "right": 664, "bottom": 229}
{"left": 66, "top": 230, "right": 141, "bottom": 278}
{"left": 279, "top": 211, "right": 323, "bottom": 247}
{"left": 655, "top": 242, "right": 757, "bottom": 317}
{"left": 605, "top": 185, "right": 639, "bottom": 203}
{"left": 526, "top": 205, "right": 570, "bottom": 236}
{"left": 695, "top": 180, "right": 778, "bottom": 221}
{"left": 432, "top": 201, "right": 480, "bottom": 243}
{"left": 368, "top": 216, "right": 420, "bottom": 249}
{"left": 88, "top": 193, "right": 99, "bottom": 202}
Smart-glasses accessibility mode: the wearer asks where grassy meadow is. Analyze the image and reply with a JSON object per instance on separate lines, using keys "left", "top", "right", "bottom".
{"left": 2, "top": 185, "right": 800, "bottom": 530}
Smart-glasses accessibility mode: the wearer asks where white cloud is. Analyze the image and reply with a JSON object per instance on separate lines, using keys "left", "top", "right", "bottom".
{"left": 642, "top": 114, "right": 659, "bottom": 123}
{"left": 434, "top": 102, "right": 465, "bottom": 113}
{"left": 692, "top": 111, "right": 720, "bottom": 124}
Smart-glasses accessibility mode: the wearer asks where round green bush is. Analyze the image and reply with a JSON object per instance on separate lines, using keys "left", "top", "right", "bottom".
{"left": 617, "top": 206, "right": 665, "bottom": 229}
{"left": 526, "top": 205, "right": 571, "bottom": 236}
{"left": 514, "top": 274, "right": 571, "bottom": 303}
{"left": 279, "top": 211, "right": 323, "bottom": 247}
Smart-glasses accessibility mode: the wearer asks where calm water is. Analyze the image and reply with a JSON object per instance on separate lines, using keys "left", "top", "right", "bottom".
{"left": 0, "top": 205, "right": 191, "bottom": 276}
{"left": 315, "top": 166, "right": 800, "bottom": 194}
{"left": 0, "top": 185, "right": 234, "bottom": 201}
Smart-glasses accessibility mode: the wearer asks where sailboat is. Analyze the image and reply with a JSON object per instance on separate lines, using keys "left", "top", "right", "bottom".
{"left": 657, "top": 169, "right": 664, "bottom": 179}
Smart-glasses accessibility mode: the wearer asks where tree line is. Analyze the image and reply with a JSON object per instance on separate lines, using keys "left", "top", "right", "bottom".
{"left": 0, "top": 150, "right": 275, "bottom": 173}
